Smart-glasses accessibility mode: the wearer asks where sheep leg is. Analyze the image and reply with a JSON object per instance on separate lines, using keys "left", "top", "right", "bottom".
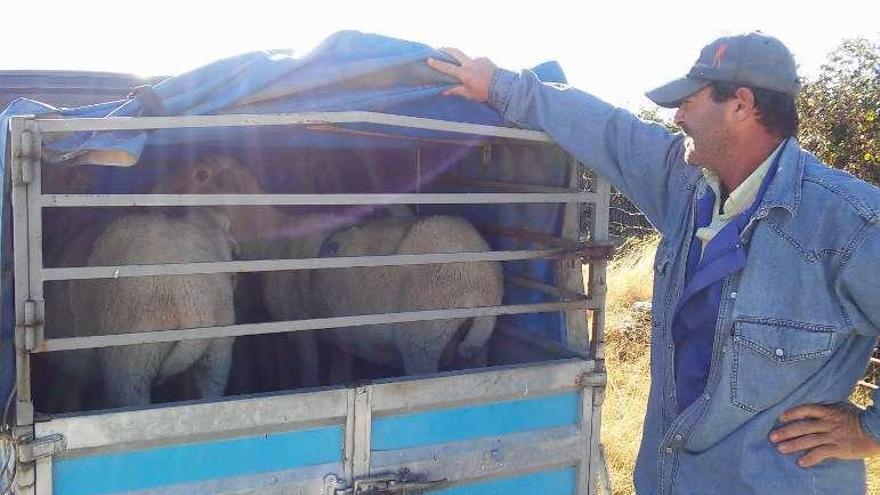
{"left": 187, "top": 337, "right": 235, "bottom": 400}
{"left": 455, "top": 316, "right": 496, "bottom": 369}
{"left": 100, "top": 344, "right": 168, "bottom": 408}
{"left": 395, "top": 320, "right": 461, "bottom": 375}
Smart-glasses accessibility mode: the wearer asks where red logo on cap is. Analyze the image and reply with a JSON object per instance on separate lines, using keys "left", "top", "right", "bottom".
{"left": 711, "top": 44, "right": 728, "bottom": 69}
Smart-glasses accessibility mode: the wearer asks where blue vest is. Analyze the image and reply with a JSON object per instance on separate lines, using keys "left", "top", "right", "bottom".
{"left": 672, "top": 152, "right": 782, "bottom": 412}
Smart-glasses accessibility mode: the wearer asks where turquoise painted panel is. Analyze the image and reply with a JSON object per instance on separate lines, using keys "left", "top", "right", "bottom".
{"left": 53, "top": 425, "right": 343, "bottom": 495}
{"left": 372, "top": 392, "right": 579, "bottom": 451}
{"left": 431, "top": 466, "right": 576, "bottom": 495}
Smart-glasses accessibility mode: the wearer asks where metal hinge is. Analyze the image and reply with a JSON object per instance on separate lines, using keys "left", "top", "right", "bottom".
{"left": 325, "top": 470, "right": 447, "bottom": 495}
{"left": 17, "top": 301, "right": 41, "bottom": 352}
{"left": 16, "top": 130, "right": 36, "bottom": 185}
{"left": 17, "top": 434, "right": 65, "bottom": 463}
{"left": 576, "top": 371, "right": 607, "bottom": 388}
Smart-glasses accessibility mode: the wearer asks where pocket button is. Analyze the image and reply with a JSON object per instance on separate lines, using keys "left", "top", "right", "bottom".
{"left": 775, "top": 348, "right": 785, "bottom": 357}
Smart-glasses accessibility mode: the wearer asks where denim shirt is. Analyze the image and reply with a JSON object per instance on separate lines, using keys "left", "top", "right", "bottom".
{"left": 671, "top": 151, "right": 781, "bottom": 414}
{"left": 488, "top": 68, "right": 880, "bottom": 494}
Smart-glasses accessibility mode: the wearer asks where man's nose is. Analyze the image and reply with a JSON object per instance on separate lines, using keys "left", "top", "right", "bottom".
{"left": 673, "top": 107, "right": 685, "bottom": 126}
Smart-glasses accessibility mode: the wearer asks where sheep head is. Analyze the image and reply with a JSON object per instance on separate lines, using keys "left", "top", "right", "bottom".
{"left": 153, "top": 155, "right": 263, "bottom": 196}
{"left": 152, "top": 155, "right": 276, "bottom": 250}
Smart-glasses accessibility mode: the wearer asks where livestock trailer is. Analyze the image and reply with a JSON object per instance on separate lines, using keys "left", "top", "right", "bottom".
{"left": 0, "top": 31, "right": 611, "bottom": 495}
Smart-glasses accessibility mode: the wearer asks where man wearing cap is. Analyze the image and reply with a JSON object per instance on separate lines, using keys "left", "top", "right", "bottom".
{"left": 428, "top": 32, "right": 880, "bottom": 493}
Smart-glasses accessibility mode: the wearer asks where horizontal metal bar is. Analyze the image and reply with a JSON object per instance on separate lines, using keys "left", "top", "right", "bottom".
{"left": 371, "top": 359, "right": 598, "bottom": 414}
{"left": 36, "top": 388, "right": 348, "bottom": 452}
{"left": 125, "top": 463, "right": 337, "bottom": 495}
{"left": 473, "top": 222, "right": 580, "bottom": 249}
{"left": 496, "top": 323, "right": 589, "bottom": 360}
{"left": 507, "top": 275, "right": 585, "bottom": 302}
{"left": 440, "top": 175, "right": 586, "bottom": 194}
{"left": 31, "top": 111, "right": 554, "bottom": 143}
{"left": 41, "top": 192, "right": 592, "bottom": 207}
{"left": 43, "top": 249, "right": 575, "bottom": 281}
{"left": 34, "top": 300, "right": 598, "bottom": 353}
{"left": 858, "top": 380, "right": 878, "bottom": 390}
{"left": 306, "top": 123, "right": 482, "bottom": 146}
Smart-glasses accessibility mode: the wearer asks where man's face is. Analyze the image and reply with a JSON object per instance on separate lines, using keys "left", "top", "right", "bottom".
{"left": 673, "top": 86, "right": 734, "bottom": 171}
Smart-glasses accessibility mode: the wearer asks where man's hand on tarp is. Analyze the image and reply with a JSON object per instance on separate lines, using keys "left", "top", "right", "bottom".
{"left": 427, "top": 48, "right": 496, "bottom": 103}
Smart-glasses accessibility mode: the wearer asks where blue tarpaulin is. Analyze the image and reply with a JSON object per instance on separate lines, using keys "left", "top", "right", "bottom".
{"left": 0, "top": 31, "right": 570, "bottom": 408}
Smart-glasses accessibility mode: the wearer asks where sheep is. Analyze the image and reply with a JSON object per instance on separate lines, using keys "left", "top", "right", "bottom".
{"left": 34, "top": 163, "right": 240, "bottom": 411}
{"left": 274, "top": 214, "right": 503, "bottom": 377}
{"left": 156, "top": 155, "right": 503, "bottom": 382}
{"left": 62, "top": 208, "right": 238, "bottom": 408}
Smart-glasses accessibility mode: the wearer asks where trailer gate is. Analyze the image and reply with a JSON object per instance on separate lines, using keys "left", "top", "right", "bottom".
{"left": 3, "top": 112, "right": 610, "bottom": 495}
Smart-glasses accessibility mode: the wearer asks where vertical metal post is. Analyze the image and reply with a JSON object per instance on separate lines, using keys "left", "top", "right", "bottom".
{"left": 345, "top": 385, "right": 372, "bottom": 484}
{"left": 559, "top": 155, "right": 590, "bottom": 352}
{"left": 588, "top": 171, "right": 611, "bottom": 495}
{"left": 33, "top": 459, "right": 50, "bottom": 495}
{"left": 23, "top": 121, "right": 46, "bottom": 495}
{"left": 9, "top": 117, "right": 36, "bottom": 495}
{"left": 589, "top": 174, "right": 610, "bottom": 365}
{"left": 578, "top": 383, "right": 596, "bottom": 495}
{"left": 23, "top": 120, "right": 44, "bottom": 352}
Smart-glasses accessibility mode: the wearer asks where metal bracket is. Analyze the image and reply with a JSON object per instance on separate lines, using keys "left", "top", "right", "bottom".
{"left": 576, "top": 371, "right": 607, "bottom": 389}
{"left": 17, "top": 434, "right": 65, "bottom": 463}
{"left": 17, "top": 301, "right": 40, "bottom": 352}
{"left": 15, "top": 130, "right": 36, "bottom": 185}
{"left": 580, "top": 243, "right": 615, "bottom": 261}
{"left": 325, "top": 470, "right": 447, "bottom": 495}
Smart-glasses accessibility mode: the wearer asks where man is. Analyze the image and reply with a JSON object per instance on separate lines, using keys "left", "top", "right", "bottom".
{"left": 428, "top": 32, "right": 880, "bottom": 494}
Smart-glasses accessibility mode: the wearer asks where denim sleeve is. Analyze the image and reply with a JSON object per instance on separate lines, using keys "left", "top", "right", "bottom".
{"left": 835, "top": 226, "right": 880, "bottom": 443}
{"left": 489, "top": 68, "right": 697, "bottom": 236}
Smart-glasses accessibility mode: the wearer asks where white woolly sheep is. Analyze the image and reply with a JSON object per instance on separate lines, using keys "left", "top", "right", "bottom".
{"left": 63, "top": 208, "right": 238, "bottom": 408}
{"left": 158, "top": 156, "right": 503, "bottom": 382}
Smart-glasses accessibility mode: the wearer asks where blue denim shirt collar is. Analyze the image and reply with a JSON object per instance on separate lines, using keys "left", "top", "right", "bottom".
{"left": 754, "top": 138, "right": 804, "bottom": 216}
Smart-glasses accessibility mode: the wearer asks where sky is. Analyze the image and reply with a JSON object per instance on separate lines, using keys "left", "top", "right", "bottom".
{"left": 3, "top": 0, "right": 878, "bottom": 113}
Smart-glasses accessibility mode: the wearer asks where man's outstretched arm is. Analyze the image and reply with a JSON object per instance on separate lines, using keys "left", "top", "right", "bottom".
{"left": 428, "top": 48, "right": 694, "bottom": 236}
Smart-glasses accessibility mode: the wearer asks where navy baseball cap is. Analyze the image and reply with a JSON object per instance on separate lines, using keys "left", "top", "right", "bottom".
{"left": 646, "top": 32, "right": 801, "bottom": 108}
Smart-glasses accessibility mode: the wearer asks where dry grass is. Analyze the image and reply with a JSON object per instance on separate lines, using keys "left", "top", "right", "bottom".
{"left": 600, "top": 234, "right": 658, "bottom": 495}
{"left": 599, "top": 234, "right": 879, "bottom": 494}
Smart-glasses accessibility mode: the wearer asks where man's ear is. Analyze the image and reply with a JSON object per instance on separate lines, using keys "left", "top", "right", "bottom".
{"left": 732, "top": 87, "right": 757, "bottom": 121}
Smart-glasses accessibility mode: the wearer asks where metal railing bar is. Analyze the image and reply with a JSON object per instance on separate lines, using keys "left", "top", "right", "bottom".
{"left": 34, "top": 300, "right": 599, "bottom": 353}
{"left": 42, "top": 248, "right": 580, "bottom": 281}
{"left": 32, "top": 112, "right": 554, "bottom": 143}
{"left": 41, "top": 192, "right": 593, "bottom": 208}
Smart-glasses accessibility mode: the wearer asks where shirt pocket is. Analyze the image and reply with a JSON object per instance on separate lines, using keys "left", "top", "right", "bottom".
{"left": 730, "top": 318, "right": 837, "bottom": 413}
